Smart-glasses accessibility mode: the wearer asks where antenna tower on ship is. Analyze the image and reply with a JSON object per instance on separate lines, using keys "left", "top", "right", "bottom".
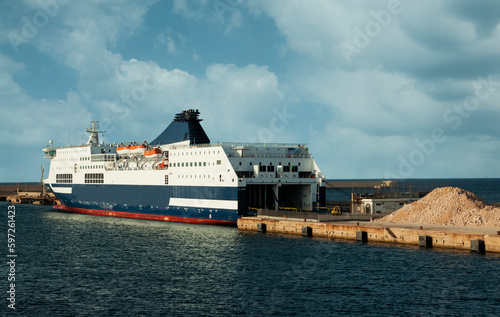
{"left": 86, "top": 121, "right": 106, "bottom": 144}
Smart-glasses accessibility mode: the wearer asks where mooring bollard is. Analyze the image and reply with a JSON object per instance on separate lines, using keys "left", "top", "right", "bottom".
{"left": 419, "top": 235, "right": 432, "bottom": 248}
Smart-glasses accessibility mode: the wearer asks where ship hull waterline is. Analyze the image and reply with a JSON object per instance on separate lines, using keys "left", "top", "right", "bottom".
{"left": 53, "top": 205, "right": 238, "bottom": 226}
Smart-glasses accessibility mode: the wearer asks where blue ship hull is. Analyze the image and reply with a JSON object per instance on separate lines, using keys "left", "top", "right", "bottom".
{"left": 51, "top": 184, "right": 243, "bottom": 225}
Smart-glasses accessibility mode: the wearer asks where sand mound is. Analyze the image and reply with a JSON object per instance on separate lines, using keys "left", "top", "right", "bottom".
{"left": 378, "top": 187, "right": 500, "bottom": 228}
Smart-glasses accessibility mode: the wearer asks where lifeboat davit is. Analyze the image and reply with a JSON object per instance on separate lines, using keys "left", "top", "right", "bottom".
{"left": 144, "top": 147, "right": 162, "bottom": 159}
{"left": 117, "top": 145, "right": 131, "bottom": 156}
{"left": 130, "top": 144, "right": 147, "bottom": 155}
{"left": 158, "top": 159, "right": 168, "bottom": 169}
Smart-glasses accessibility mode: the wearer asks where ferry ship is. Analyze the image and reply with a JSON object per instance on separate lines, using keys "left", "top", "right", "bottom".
{"left": 43, "top": 109, "right": 326, "bottom": 225}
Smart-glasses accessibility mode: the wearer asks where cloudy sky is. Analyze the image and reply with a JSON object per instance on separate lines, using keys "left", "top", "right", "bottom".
{"left": 1, "top": 0, "right": 500, "bottom": 182}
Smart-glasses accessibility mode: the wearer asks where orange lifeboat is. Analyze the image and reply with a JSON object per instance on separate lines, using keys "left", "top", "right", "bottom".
{"left": 117, "top": 145, "right": 131, "bottom": 156}
{"left": 129, "top": 143, "right": 147, "bottom": 155}
{"left": 144, "top": 147, "right": 162, "bottom": 160}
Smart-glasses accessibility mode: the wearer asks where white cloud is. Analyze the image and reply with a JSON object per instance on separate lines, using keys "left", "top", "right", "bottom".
{"left": 173, "top": 0, "right": 244, "bottom": 35}
{"left": 173, "top": 0, "right": 210, "bottom": 20}
{"left": 154, "top": 30, "right": 177, "bottom": 55}
{"left": 2, "top": 0, "right": 500, "bottom": 181}
{"left": 246, "top": 0, "right": 500, "bottom": 178}
{"left": 0, "top": 54, "right": 91, "bottom": 181}
{"left": 93, "top": 61, "right": 285, "bottom": 144}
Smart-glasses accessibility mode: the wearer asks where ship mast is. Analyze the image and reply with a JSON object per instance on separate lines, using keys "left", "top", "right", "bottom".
{"left": 86, "top": 121, "right": 105, "bottom": 144}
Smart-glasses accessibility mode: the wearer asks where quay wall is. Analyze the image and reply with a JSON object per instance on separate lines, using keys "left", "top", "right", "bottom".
{"left": 238, "top": 217, "right": 500, "bottom": 253}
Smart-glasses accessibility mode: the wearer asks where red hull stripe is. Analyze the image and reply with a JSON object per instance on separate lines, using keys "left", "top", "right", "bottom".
{"left": 53, "top": 205, "right": 237, "bottom": 225}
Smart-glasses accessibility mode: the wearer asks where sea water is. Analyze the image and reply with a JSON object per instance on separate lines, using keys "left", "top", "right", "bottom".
{"left": 2, "top": 179, "right": 500, "bottom": 316}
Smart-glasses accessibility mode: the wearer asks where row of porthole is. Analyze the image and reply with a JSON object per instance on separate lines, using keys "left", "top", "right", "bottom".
{"left": 176, "top": 174, "right": 235, "bottom": 182}
{"left": 178, "top": 175, "right": 211, "bottom": 179}
{"left": 79, "top": 165, "right": 104, "bottom": 169}
{"left": 238, "top": 161, "right": 302, "bottom": 166}
{"left": 59, "top": 149, "right": 88, "bottom": 154}
{"left": 171, "top": 150, "right": 220, "bottom": 156}
{"left": 170, "top": 160, "right": 222, "bottom": 167}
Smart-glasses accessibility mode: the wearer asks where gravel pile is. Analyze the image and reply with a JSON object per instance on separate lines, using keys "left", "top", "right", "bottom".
{"left": 378, "top": 187, "right": 500, "bottom": 228}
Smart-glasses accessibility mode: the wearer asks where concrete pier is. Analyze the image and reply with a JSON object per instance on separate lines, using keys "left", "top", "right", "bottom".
{"left": 0, "top": 184, "right": 57, "bottom": 205}
{"left": 238, "top": 217, "right": 500, "bottom": 253}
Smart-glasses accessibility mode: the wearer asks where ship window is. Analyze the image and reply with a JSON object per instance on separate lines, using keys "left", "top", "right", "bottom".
{"left": 199, "top": 162, "right": 201, "bottom": 166}
{"left": 56, "top": 174, "right": 73, "bottom": 183}
{"left": 239, "top": 162, "right": 242, "bottom": 166}
{"left": 182, "top": 163, "right": 184, "bottom": 167}
{"left": 165, "top": 175, "right": 169, "bottom": 185}
{"left": 190, "top": 162, "right": 193, "bottom": 167}
{"left": 84, "top": 173, "right": 104, "bottom": 184}
{"left": 203, "top": 162, "right": 206, "bottom": 166}
{"left": 216, "top": 160, "right": 221, "bottom": 165}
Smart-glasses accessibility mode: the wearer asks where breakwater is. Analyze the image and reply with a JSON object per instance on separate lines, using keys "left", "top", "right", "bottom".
{"left": 325, "top": 180, "right": 397, "bottom": 189}
{"left": 238, "top": 217, "right": 500, "bottom": 253}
